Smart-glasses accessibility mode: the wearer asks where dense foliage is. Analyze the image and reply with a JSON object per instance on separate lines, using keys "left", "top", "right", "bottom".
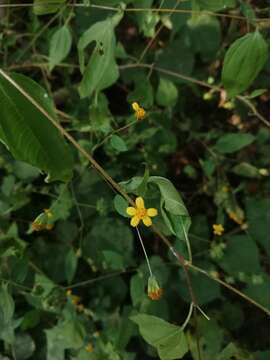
{"left": 0, "top": 0, "right": 270, "bottom": 359}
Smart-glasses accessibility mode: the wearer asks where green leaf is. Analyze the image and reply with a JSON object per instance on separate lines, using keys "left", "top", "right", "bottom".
{"left": 65, "top": 248, "right": 78, "bottom": 284}
{"left": 148, "top": 176, "right": 191, "bottom": 239}
{"left": 127, "top": 75, "right": 154, "bottom": 108}
{"left": 215, "top": 133, "right": 255, "bottom": 154}
{"left": 246, "top": 198, "right": 270, "bottom": 256}
{"left": 114, "top": 194, "right": 129, "bottom": 218}
{"left": 102, "top": 250, "right": 124, "bottom": 270}
{"left": 110, "top": 135, "right": 128, "bottom": 152}
{"left": 135, "top": 0, "right": 159, "bottom": 37}
{"left": 33, "top": 0, "right": 66, "bottom": 15}
{"left": 14, "top": 333, "right": 36, "bottom": 360}
{"left": 156, "top": 78, "right": 178, "bottom": 107}
{"left": 188, "top": 14, "right": 221, "bottom": 60}
{"left": 131, "top": 314, "right": 188, "bottom": 359}
{"left": 130, "top": 273, "right": 145, "bottom": 306}
{"left": 248, "top": 88, "right": 267, "bottom": 99}
{"left": 188, "top": 318, "right": 224, "bottom": 360}
{"left": 0, "top": 285, "right": 16, "bottom": 344}
{"left": 49, "top": 25, "right": 72, "bottom": 71}
{"left": 0, "top": 73, "right": 74, "bottom": 182}
{"left": 78, "top": 13, "right": 123, "bottom": 98}
{"left": 178, "top": 269, "right": 221, "bottom": 305}
{"left": 222, "top": 31, "right": 268, "bottom": 97}
{"left": 231, "top": 162, "right": 260, "bottom": 178}
{"left": 217, "top": 342, "right": 254, "bottom": 360}
{"left": 45, "top": 320, "right": 85, "bottom": 360}
{"left": 219, "top": 235, "right": 261, "bottom": 276}
{"left": 243, "top": 275, "right": 270, "bottom": 310}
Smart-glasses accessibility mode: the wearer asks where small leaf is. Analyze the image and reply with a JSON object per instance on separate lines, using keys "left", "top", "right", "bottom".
{"left": 231, "top": 162, "right": 260, "bottom": 178}
{"left": 248, "top": 89, "right": 267, "bottom": 99}
{"left": 49, "top": 26, "right": 72, "bottom": 71}
{"left": 222, "top": 31, "right": 268, "bottom": 97}
{"left": 33, "top": 0, "right": 66, "bottom": 15}
{"left": 114, "top": 194, "right": 129, "bottom": 217}
{"left": 130, "top": 274, "right": 145, "bottom": 306}
{"left": 156, "top": 77, "right": 178, "bottom": 107}
{"left": 110, "top": 135, "right": 128, "bottom": 152}
{"left": 215, "top": 133, "right": 255, "bottom": 154}
{"left": 131, "top": 314, "right": 188, "bottom": 360}
{"left": 102, "top": 250, "right": 124, "bottom": 270}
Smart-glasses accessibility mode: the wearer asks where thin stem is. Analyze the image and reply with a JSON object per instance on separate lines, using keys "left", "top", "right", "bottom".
{"left": 181, "top": 217, "right": 192, "bottom": 264}
{"left": 189, "top": 263, "right": 270, "bottom": 316}
{"left": 181, "top": 302, "right": 194, "bottom": 331}
{"left": 91, "top": 120, "right": 137, "bottom": 154}
{"left": 136, "top": 227, "right": 153, "bottom": 276}
{"left": 197, "top": 305, "right": 210, "bottom": 321}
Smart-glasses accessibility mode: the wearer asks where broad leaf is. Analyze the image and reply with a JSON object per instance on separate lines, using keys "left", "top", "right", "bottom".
{"left": 78, "top": 12, "right": 123, "bottom": 98}
{"left": 0, "top": 73, "right": 74, "bottom": 182}
{"left": 131, "top": 314, "right": 188, "bottom": 360}
{"left": 49, "top": 25, "right": 72, "bottom": 71}
{"left": 110, "top": 135, "right": 128, "bottom": 152}
{"left": 222, "top": 31, "right": 268, "bottom": 97}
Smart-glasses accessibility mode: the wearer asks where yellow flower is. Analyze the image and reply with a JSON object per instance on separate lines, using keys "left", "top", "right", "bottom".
{"left": 85, "top": 342, "right": 94, "bottom": 353}
{"left": 132, "top": 102, "right": 145, "bottom": 121}
{"left": 147, "top": 275, "right": 163, "bottom": 301}
{"left": 213, "top": 224, "right": 224, "bottom": 236}
{"left": 126, "top": 197, "right": 157, "bottom": 227}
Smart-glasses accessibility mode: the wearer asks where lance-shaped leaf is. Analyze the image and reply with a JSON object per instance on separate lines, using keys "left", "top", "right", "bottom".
{"left": 49, "top": 25, "right": 72, "bottom": 71}
{"left": 148, "top": 176, "right": 191, "bottom": 239}
{"left": 222, "top": 31, "right": 268, "bottom": 97}
{"left": 78, "top": 12, "right": 123, "bottom": 98}
{"left": 0, "top": 72, "right": 74, "bottom": 182}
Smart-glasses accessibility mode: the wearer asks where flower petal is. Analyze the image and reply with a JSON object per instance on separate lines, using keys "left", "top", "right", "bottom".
{"left": 135, "top": 197, "right": 145, "bottom": 209}
{"left": 142, "top": 216, "right": 152, "bottom": 227}
{"left": 132, "top": 102, "right": 139, "bottom": 111}
{"left": 130, "top": 216, "right": 140, "bottom": 227}
{"left": 126, "top": 207, "right": 136, "bottom": 216}
{"left": 147, "top": 208, "right": 158, "bottom": 217}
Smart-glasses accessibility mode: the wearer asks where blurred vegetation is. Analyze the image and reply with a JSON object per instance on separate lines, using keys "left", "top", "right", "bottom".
{"left": 0, "top": 0, "right": 270, "bottom": 359}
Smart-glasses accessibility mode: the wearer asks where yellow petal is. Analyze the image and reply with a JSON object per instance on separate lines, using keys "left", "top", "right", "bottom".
{"left": 132, "top": 102, "right": 139, "bottom": 111}
{"left": 147, "top": 208, "right": 158, "bottom": 217}
{"left": 142, "top": 216, "right": 152, "bottom": 227}
{"left": 131, "top": 216, "right": 140, "bottom": 227}
{"left": 126, "top": 207, "right": 136, "bottom": 216}
{"left": 135, "top": 197, "right": 145, "bottom": 209}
